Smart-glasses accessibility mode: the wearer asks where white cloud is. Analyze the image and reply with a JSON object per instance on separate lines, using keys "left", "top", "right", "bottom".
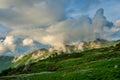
{"left": 0, "top": 36, "right": 16, "bottom": 54}
{"left": 23, "top": 38, "right": 34, "bottom": 46}
{"left": 115, "top": 20, "right": 120, "bottom": 27}
{"left": 0, "top": 0, "right": 65, "bottom": 28}
{"left": 8, "top": 8, "right": 115, "bottom": 49}
{"left": 0, "top": 43, "right": 9, "bottom": 54}
{"left": 37, "top": 8, "right": 114, "bottom": 49}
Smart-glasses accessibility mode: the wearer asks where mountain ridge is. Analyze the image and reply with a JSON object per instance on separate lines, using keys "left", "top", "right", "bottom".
{"left": 0, "top": 41, "right": 120, "bottom": 80}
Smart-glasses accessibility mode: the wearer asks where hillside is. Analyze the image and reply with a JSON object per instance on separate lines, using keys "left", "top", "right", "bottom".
{"left": 10, "top": 40, "right": 119, "bottom": 68}
{"left": 0, "top": 43, "right": 120, "bottom": 80}
{"left": 12, "top": 48, "right": 51, "bottom": 68}
{"left": 0, "top": 39, "right": 114, "bottom": 74}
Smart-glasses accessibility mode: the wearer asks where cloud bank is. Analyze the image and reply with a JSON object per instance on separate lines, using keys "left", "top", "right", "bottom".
{"left": 0, "top": 0, "right": 120, "bottom": 55}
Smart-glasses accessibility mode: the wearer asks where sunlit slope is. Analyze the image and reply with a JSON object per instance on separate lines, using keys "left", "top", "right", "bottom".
{"left": 12, "top": 49, "right": 51, "bottom": 68}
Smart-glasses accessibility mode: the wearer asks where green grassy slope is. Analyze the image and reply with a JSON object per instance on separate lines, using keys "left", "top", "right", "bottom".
{"left": 1, "top": 43, "right": 120, "bottom": 80}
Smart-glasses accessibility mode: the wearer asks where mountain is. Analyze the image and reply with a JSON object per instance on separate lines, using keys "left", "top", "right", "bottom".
{"left": 0, "top": 56, "right": 14, "bottom": 72}
{"left": 9, "top": 40, "right": 120, "bottom": 68}
{"left": 0, "top": 42, "right": 120, "bottom": 80}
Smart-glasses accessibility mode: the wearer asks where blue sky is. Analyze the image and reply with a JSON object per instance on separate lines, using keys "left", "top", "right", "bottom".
{"left": 66, "top": 0, "right": 120, "bottom": 21}
{"left": 0, "top": 0, "right": 120, "bottom": 55}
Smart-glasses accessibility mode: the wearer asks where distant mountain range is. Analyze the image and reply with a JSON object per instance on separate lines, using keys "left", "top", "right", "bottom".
{"left": 0, "top": 56, "right": 14, "bottom": 72}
